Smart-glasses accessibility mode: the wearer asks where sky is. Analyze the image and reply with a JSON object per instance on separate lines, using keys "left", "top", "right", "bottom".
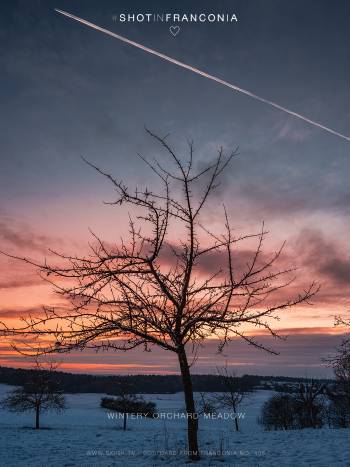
{"left": 0, "top": 0, "right": 350, "bottom": 377}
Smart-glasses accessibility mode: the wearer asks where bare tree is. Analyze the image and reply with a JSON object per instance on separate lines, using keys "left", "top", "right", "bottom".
{"left": 214, "top": 367, "right": 246, "bottom": 431}
{"left": 326, "top": 338, "right": 350, "bottom": 384}
{"left": 325, "top": 339, "right": 350, "bottom": 427}
{"left": 107, "top": 379, "right": 135, "bottom": 430}
{"left": 196, "top": 392, "right": 216, "bottom": 416}
{"left": 0, "top": 130, "right": 317, "bottom": 460}
{"left": 294, "top": 380, "right": 326, "bottom": 429}
{"left": 259, "top": 381, "right": 326, "bottom": 431}
{"left": 259, "top": 393, "right": 296, "bottom": 430}
{"left": 335, "top": 314, "right": 350, "bottom": 329}
{"left": 1, "top": 360, "right": 66, "bottom": 429}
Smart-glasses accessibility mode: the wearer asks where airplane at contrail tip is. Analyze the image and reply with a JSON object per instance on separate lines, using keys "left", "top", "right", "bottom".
{"left": 54, "top": 9, "right": 350, "bottom": 143}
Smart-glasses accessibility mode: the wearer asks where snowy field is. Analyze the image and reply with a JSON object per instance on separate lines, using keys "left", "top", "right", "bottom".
{"left": 0, "top": 384, "right": 350, "bottom": 466}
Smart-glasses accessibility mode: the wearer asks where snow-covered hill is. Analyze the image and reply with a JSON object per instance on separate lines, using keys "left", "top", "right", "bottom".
{"left": 0, "top": 384, "right": 349, "bottom": 466}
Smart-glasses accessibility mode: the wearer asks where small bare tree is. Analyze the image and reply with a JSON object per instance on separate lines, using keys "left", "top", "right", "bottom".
{"left": 0, "top": 130, "right": 317, "bottom": 460}
{"left": 214, "top": 367, "right": 246, "bottom": 431}
{"left": 294, "top": 380, "right": 326, "bottom": 428}
{"left": 1, "top": 360, "right": 66, "bottom": 429}
{"left": 196, "top": 392, "right": 216, "bottom": 416}
{"left": 104, "top": 379, "right": 135, "bottom": 430}
{"left": 101, "top": 379, "right": 156, "bottom": 430}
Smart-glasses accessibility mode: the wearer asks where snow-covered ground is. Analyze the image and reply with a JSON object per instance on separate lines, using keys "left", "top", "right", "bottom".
{"left": 0, "top": 384, "right": 349, "bottom": 466}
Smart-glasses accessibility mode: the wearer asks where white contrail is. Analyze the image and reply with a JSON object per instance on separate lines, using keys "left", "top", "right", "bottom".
{"left": 55, "top": 9, "right": 350, "bottom": 142}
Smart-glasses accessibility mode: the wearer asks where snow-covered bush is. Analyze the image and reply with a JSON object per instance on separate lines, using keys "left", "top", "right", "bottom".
{"left": 259, "top": 394, "right": 297, "bottom": 430}
{"left": 101, "top": 395, "right": 156, "bottom": 430}
{"left": 259, "top": 382, "right": 327, "bottom": 431}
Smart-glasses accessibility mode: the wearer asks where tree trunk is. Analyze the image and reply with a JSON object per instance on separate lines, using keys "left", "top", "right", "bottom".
{"left": 231, "top": 402, "right": 239, "bottom": 431}
{"left": 178, "top": 348, "right": 200, "bottom": 461}
{"left": 233, "top": 408, "right": 239, "bottom": 432}
{"left": 234, "top": 415, "right": 239, "bottom": 432}
{"left": 35, "top": 405, "right": 40, "bottom": 429}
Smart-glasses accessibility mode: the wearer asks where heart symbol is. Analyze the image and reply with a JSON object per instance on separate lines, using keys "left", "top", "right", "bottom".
{"left": 169, "top": 25, "right": 180, "bottom": 37}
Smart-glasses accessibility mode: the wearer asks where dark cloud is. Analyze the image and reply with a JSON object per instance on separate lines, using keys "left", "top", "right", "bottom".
{"left": 0, "top": 306, "right": 42, "bottom": 318}
{"left": 0, "top": 217, "right": 61, "bottom": 289}
{"left": 0, "top": 219, "right": 54, "bottom": 254}
{"left": 218, "top": 132, "right": 350, "bottom": 220}
{"left": 0, "top": 275, "right": 42, "bottom": 290}
{"left": 321, "top": 258, "right": 350, "bottom": 285}
{"left": 159, "top": 239, "right": 273, "bottom": 279}
{"left": 294, "top": 229, "right": 350, "bottom": 285}
{"left": 0, "top": 330, "right": 344, "bottom": 377}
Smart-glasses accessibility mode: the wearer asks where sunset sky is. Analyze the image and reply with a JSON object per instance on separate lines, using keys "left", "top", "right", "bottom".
{"left": 1, "top": 0, "right": 350, "bottom": 376}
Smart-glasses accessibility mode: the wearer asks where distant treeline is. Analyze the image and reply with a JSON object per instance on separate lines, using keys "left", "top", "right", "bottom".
{"left": 0, "top": 366, "right": 333, "bottom": 394}
{"left": 0, "top": 366, "right": 258, "bottom": 393}
{"left": 253, "top": 375, "right": 333, "bottom": 384}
